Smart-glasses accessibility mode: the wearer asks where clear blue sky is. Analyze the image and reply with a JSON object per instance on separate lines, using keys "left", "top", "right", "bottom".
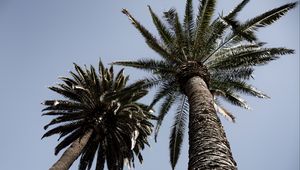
{"left": 0, "top": 0, "right": 298, "bottom": 170}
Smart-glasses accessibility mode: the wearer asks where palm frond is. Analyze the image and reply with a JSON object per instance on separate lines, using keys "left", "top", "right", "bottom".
{"left": 221, "top": 91, "right": 250, "bottom": 109}
{"left": 42, "top": 121, "right": 83, "bottom": 139}
{"left": 213, "top": 102, "right": 235, "bottom": 122}
{"left": 226, "top": 80, "right": 269, "bottom": 99}
{"left": 154, "top": 93, "right": 177, "bottom": 142}
{"left": 54, "top": 129, "right": 84, "bottom": 155}
{"left": 183, "top": 0, "right": 195, "bottom": 44}
{"left": 163, "top": 9, "right": 188, "bottom": 62}
{"left": 48, "top": 86, "right": 81, "bottom": 102}
{"left": 169, "top": 95, "right": 188, "bottom": 170}
{"left": 225, "top": 0, "right": 250, "bottom": 20}
{"left": 194, "top": 0, "right": 216, "bottom": 49}
{"left": 95, "top": 144, "right": 105, "bottom": 170}
{"left": 211, "top": 67, "right": 254, "bottom": 81}
{"left": 79, "top": 134, "right": 98, "bottom": 170}
{"left": 209, "top": 47, "right": 294, "bottom": 70}
{"left": 222, "top": 17, "right": 258, "bottom": 43}
{"left": 148, "top": 6, "right": 176, "bottom": 53}
{"left": 43, "top": 112, "right": 85, "bottom": 130}
{"left": 149, "top": 80, "right": 177, "bottom": 108}
{"left": 113, "top": 68, "right": 127, "bottom": 91}
{"left": 122, "top": 9, "right": 173, "bottom": 62}
{"left": 205, "top": 2, "right": 297, "bottom": 62}
{"left": 200, "top": 19, "right": 227, "bottom": 61}
{"left": 240, "top": 2, "right": 298, "bottom": 32}
{"left": 206, "top": 42, "right": 265, "bottom": 64}
{"left": 113, "top": 59, "right": 175, "bottom": 74}
{"left": 42, "top": 100, "right": 84, "bottom": 112}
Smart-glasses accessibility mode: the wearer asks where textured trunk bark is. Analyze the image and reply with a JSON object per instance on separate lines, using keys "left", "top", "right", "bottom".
{"left": 184, "top": 76, "right": 237, "bottom": 170}
{"left": 49, "top": 129, "right": 93, "bottom": 170}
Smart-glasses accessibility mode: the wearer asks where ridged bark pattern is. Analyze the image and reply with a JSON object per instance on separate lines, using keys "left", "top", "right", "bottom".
{"left": 49, "top": 130, "right": 93, "bottom": 170}
{"left": 184, "top": 76, "right": 237, "bottom": 170}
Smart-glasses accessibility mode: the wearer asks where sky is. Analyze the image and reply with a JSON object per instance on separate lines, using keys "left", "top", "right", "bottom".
{"left": 0, "top": 0, "right": 299, "bottom": 170}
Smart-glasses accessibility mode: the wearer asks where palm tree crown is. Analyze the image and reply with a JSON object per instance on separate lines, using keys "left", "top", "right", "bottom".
{"left": 115, "top": 0, "right": 297, "bottom": 168}
{"left": 42, "top": 61, "right": 153, "bottom": 170}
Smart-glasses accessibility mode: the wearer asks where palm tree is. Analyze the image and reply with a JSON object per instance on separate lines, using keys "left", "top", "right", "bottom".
{"left": 114, "top": 0, "right": 297, "bottom": 169}
{"left": 42, "top": 61, "right": 154, "bottom": 170}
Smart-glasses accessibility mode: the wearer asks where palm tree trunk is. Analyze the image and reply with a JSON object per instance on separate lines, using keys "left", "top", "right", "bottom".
{"left": 49, "top": 129, "right": 93, "bottom": 170}
{"left": 184, "top": 76, "right": 237, "bottom": 170}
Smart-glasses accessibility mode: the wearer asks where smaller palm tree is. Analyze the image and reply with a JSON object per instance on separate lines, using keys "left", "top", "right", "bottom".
{"left": 42, "top": 61, "right": 153, "bottom": 170}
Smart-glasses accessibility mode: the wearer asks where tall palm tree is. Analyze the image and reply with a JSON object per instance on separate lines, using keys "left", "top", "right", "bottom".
{"left": 114, "top": 0, "right": 297, "bottom": 169}
{"left": 42, "top": 61, "right": 153, "bottom": 170}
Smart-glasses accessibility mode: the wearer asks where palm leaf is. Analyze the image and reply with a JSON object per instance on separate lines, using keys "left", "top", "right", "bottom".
{"left": 240, "top": 2, "right": 298, "bottom": 32}
{"left": 154, "top": 93, "right": 177, "bottom": 142}
{"left": 211, "top": 67, "right": 254, "bottom": 81}
{"left": 194, "top": 0, "right": 216, "bottom": 49}
{"left": 148, "top": 6, "right": 176, "bottom": 53}
{"left": 79, "top": 135, "right": 98, "bottom": 170}
{"left": 113, "top": 59, "right": 175, "bottom": 74}
{"left": 225, "top": 0, "right": 250, "bottom": 20}
{"left": 149, "top": 80, "right": 177, "bottom": 108}
{"left": 169, "top": 95, "right": 188, "bottom": 170}
{"left": 205, "top": 2, "right": 297, "bottom": 62}
{"left": 213, "top": 102, "right": 235, "bottom": 122}
{"left": 226, "top": 80, "right": 270, "bottom": 99}
{"left": 54, "top": 129, "right": 84, "bottom": 155}
{"left": 43, "top": 112, "right": 85, "bottom": 130}
{"left": 122, "top": 9, "right": 173, "bottom": 62}
{"left": 95, "top": 144, "right": 105, "bottom": 170}
{"left": 222, "top": 91, "right": 250, "bottom": 109}
{"left": 209, "top": 47, "right": 294, "bottom": 70}
{"left": 42, "top": 121, "right": 83, "bottom": 139}
{"left": 183, "top": 0, "right": 194, "bottom": 44}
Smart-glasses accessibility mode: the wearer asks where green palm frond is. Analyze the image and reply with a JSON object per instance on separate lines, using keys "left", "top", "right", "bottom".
{"left": 150, "top": 80, "right": 178, "bottom": 108}
{"left": 95, "top": 144, "right": 105, "bottom": 170}
{"left": 213, "top": 101, "right": 235, "bottom": 122}
{"left": 214, "top": 79, "right": 269, "bottom": 99}
{"left": 55, "top": 129, "right": 85, "bottom": 155}
{"left": 113, "top": 59, "right": 175, "bottom": 74}
{"left": 41, "top": 121, "right": 83, "bottom": 139}
{"left": 206, "top": 2, "right": 297, "bottom": 61}
{"left": 209, "top": 47, "right": 294, "bottom": 70}
{"left": 170, "top": 95, "right": 188, "bottom": 170}
{"left": 221, "top": 91, "right": 250, "bottom": 109}
{"left": 202, "top": 0, "right": 251, "bottom": 59}
{"left": 206, "top": 42, "right": 266, "bottom": 64}
{"left": 225, "top": 0, "right": 250, "bottom": 20}
{"left": 79, "top": 135, "right": 99, "bottom": 170}
{"left": 194, "top": 0, "right": 216, "bottom": 51}
{"left": 223, "top": 17, "right": 258, "bottom": 43}
{"left": 122, "top": 9, "right": 173, "bottom": 62}
{"left": 42, "top": 62, "right": 153, "bottom": 170}
{"left": 211, "top": 67, "right": 254, "bottom": 81}
{"left": 148, "top": 6, "right": 175, "bottom": 53}
{"left": 200, "top": 19, "right": 227, "bottom": 60}
{"left": 183, "top": 0, "right": 194, "bottom": 43}
{"left": 154, "top": 92, "right": 177, "bottom": 142}
{"left": 163, "top": 8, "right": 188, "bottom": 62}
{"left": 241, "top": 2, "right": 298, "bottom": 32}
